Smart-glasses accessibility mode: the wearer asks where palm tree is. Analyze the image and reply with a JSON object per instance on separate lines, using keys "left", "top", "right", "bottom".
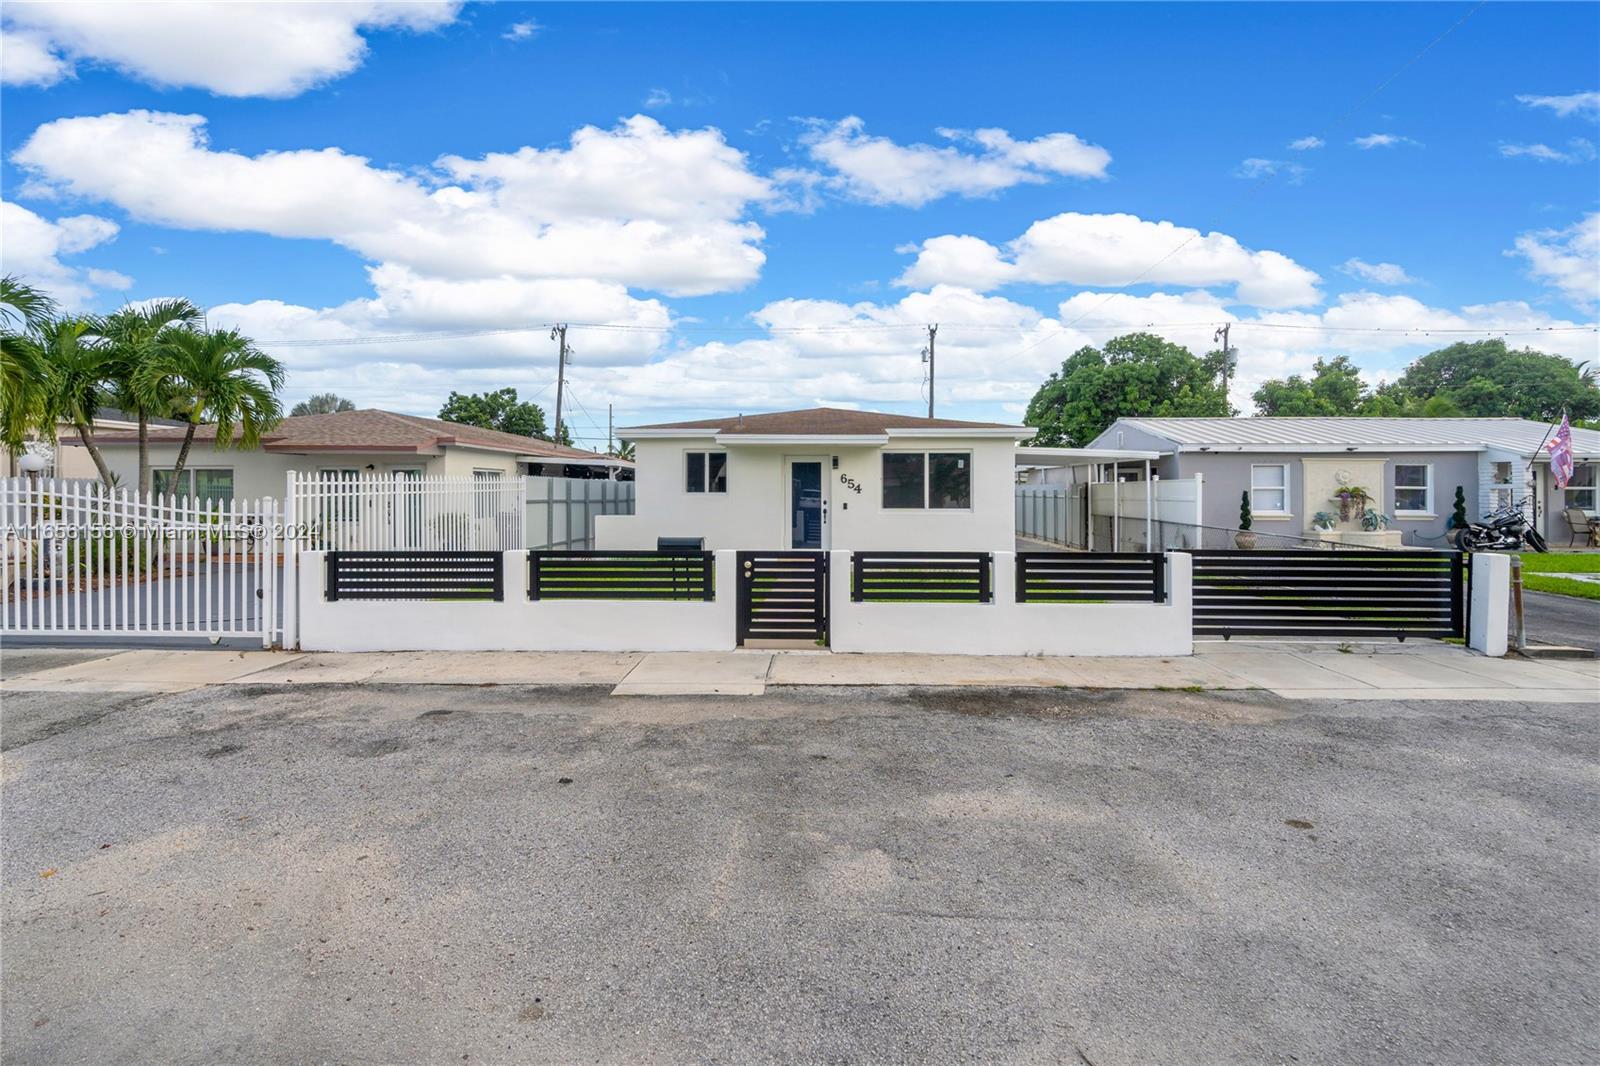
{"left": 1, "top": 275, "right": 58, "bottom": 471}
{"left": 100, "top": 299, "right": 202, "bottom": 493}
{"left": 290, "top": 392, "right": 356, "bottom": 417}
{"left": 138, "top": 327, "right": 285, "bottom": 482}
{"left": 32, "top": 316, "right": 120, "bottom": 487}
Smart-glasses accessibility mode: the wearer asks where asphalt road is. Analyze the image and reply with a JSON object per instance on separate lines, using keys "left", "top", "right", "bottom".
{"left": 1519, "top": 589, "right": 1600, "bottom": 652}
{"left": 2, "top": 680, "right": 1596, "bottom": 1064}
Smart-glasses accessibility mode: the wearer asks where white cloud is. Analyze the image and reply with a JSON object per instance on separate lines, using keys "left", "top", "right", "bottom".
{"left": 502, "top": 20, "right": 540, "bottom": 42}
{"left": 1234, "top": 158, "right": 1306, "bottom": 183}
{"left": 1515, "top": 91, "right": 1600, "bottom": 120}
{"left": 897, "top": 212, "right": 1323, "bottom": 308}
{"left": 1288, "top": 136, "right": 1324, "bottom": 151}
{"left": 796, "top": 117, "right": 1110, "bottom": 207}
{"left": 14, "top": 109, "right": 775, "bottom": 297}
{"left": 1508, "top": 212, "right": 1600, "bottom": 313}
{"left": 0, "top": 199, "right": 124, "bottom": 306}
{"left": 1339, "top": 259, "right": 1415, "bottom": 285}
{"left": 1352, "top": 133, "right": 1420, "bottom": 149}
{"left": 0, "top": 27, "right": 70, "bottom": 86}
{"left": 0, "top": 1, "right": 460, "bottom": 97}
{"left": 644, "top": 88, "right": 672, "bottom": 109}
{"left": 1498, "top": 139, "right": 1596, "bottom": 164}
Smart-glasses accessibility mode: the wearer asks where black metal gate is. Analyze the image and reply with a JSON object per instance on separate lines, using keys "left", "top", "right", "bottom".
{"left": 1191, "top": 550, "right": 1466, "bottom": 640}
{"left": 737, "top": 551, "right": 828, "bottom": 645}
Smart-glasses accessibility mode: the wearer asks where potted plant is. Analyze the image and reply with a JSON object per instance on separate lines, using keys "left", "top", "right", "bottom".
{"left": 1235, "top": 490, "right": 1257, "bottom": 549}
{"left": 1359, "top": 508, "right": 1392, "bottom": 532}
{"left": 1331, "top": 484, "right": 1371, "bottom": 522}
{"left": 1311, "top": 511, "right": 1337, "bottom": 532}
{"left": 1446, "top": 485, "right": 1468, "bottom": 546}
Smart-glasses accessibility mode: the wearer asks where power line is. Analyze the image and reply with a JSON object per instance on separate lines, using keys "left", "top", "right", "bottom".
{"left": 257, "top": 318, "right": 1596, "bottom": 348}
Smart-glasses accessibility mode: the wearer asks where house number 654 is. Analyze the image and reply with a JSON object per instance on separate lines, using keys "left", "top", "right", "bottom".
{"left": 839, "top": 474, "right": 863, "bottom": 494}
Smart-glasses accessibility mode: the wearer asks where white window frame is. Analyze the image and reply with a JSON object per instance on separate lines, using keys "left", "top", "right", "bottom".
{"left": 1566, "top": 463, "right": 1596, "bottom": 512}
{"left": 153, "top": 466, "right": 235, "bottom": 503}
{"left": 1488, "top": 461, "right": 1515, "bottom": 513}
{"left": 684, "top": 450, "right": 728, "bottom": 494}
{"left": 1249, "top": 463, "right": 1291, "bottom": 517}
{"left": 881, "top": 450, "right": 974, "bottom": 512}
{"left": 1392, "top": 463, "right": 1433, "bottom": 517}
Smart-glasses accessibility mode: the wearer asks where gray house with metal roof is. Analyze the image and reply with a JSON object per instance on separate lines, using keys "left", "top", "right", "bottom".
{"left": 1087, "top": 417, "right": 1600, "bottom": 547}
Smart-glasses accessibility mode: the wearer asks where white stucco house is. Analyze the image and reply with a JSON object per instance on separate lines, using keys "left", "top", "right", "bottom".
{"left": 595, "top": 407, "right": 1032, "bottom": 551}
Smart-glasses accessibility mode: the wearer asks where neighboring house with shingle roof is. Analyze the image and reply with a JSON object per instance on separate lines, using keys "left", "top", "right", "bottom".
{"left": 1086, "top": 416, "right": 1600, "bottom": 546}
{"left": 598, "top": 406, "right": 1031, "bottom": 551}
{"left": 64, "top": 408, "right": 631, "bottom": 502}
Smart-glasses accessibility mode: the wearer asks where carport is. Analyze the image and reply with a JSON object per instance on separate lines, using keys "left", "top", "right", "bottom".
{"left": 1015, "top": 446, "right": 1164, "bottom": 550}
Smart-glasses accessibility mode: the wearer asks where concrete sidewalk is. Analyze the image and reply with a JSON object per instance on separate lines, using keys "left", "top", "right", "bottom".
{"left": 2, "top": 643, "right": 1594, "bottom": 701}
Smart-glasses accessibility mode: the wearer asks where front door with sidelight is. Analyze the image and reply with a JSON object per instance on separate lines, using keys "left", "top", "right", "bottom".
{"left": 786, "top": 457, "right": 829, "bottom": 549}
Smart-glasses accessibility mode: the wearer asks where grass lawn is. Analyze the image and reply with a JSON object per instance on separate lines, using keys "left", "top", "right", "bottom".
{"left": 1516, "top": 552, "right": 1600, "bottom": 601}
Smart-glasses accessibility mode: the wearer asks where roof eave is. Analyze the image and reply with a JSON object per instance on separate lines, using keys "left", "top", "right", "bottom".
{"left": 1178, "top": 443, "right": 1490, "bottom": 454}
{"left": 884, "top": 427, "right": 1031, "bottom": 439}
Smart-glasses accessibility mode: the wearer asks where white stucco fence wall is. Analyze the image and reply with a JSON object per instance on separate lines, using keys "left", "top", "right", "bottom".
{"left": 297, "top": 550, "right": 738, "bottom": 652}
{"left": 828, "top": 551, "right": 1193, "bottom": 657}
{"left": 296, "top": 549, "right": 1196, "bottom": 655}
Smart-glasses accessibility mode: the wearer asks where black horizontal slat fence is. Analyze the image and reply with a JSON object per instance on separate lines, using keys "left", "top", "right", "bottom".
{"left": 1017, "top": 552, "right": 1163, "bottom": 603}
{"left": 325, "top": 550, "right": 503, "bottom": 601}
{"left": 529, "top": 550, "right": 715, "bottom": 601}
{"left": 1191, "top": 550, "right": 1464, "bottom": 639}
{"left": 851, "top": 551, "right": 992, "bottom": 603}
{"left": 737, "top": 551, "right": 828, "bottom": 643}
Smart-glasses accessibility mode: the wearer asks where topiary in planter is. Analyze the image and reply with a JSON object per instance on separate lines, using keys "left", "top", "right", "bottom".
{"left": 1235, "top": 490, "right": 1257, "bottom": 549}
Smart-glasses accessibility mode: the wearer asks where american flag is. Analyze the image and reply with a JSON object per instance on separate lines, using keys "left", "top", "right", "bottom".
{"left": 1548, "top": 413, "right": 1575, "bottom": 489}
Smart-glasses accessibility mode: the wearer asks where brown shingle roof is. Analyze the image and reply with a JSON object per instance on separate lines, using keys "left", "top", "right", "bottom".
{"left": 625, "top": 407, "right": 1021, "bottom": 436}
{"left": 85, "top": 409, "right": 623, "bottom": 463}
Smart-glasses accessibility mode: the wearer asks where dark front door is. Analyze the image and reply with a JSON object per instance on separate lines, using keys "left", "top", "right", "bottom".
{"left": 790, "top": 461, "right": 823, "bottom": 549}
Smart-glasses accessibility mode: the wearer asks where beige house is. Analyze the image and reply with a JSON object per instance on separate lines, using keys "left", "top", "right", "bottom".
{"left": 67, "top": 408, "right": 630, "bottom": 501}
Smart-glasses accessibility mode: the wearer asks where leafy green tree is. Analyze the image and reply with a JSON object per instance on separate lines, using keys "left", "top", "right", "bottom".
{"left": 1024, "top": 333, "right": 1231, "bottom": 446}
{"left": 1393, "top": 339, "right": 1600, "bottom": 421}
{"left": 554, "top": 420, "right": 573, "bottom": 448}
{"left": 438, "top": 387, "right": 551, "bottom": 440}
{"left": 101, "top": 298, "right": 203, "bottom": 493}
{"left": 1252, "top": 355, "right": 1368, "bottom": 416}
{"left": 291, "top": 393, "right": 356, "bottom": 417}
{"left": 138, "top": 327, "right": 285, "bottom": 483}
{"left": 1, "top": 275, "right": 57, "bottom": 469}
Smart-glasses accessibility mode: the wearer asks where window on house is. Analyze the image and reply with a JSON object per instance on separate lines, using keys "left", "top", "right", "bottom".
{"left": 1249, "top": 464, "right": 1288, "bottom": 515}
{"left": 685, "top": 451, "right": 727, "bottom": 493}
{"left": 1393, "top": 463, "right": 1432, "bottom": 515}
{"left": 153, "top": 468, "right": 234, "bottom": 504}
{"left": 473, "top": 469, "right": 503, "bottom": 517}
{"left": 1489, "top": 461, "right": 1514, "bottom": 512}
{"left": 883, "top": 452, "right": 972, "bottom": 509}
{"left": 1567, "top": 464, "right": 1596, "bottom": 512}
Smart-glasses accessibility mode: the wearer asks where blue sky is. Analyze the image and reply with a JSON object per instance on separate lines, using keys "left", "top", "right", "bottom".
{"left": 2, "top": 2, "right": 1597, "bottom": 449}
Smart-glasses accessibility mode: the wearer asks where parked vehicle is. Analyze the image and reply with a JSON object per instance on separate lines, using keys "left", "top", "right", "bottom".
{"left": 1458, "top": 502, "right": 1548, "bottom": 553}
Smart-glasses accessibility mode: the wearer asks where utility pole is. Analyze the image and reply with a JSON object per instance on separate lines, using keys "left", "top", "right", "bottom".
{"left": 550, "top": 324, "right": 569, "bottom": 446}
{"left": 1214, "top": 323, "right": 1232, "bottom": 403}
{"left": 921, "top": 323, "right": 938, "bottom": 419}
{"left": 607, "top": 403, "right": 613, "bottom": 456}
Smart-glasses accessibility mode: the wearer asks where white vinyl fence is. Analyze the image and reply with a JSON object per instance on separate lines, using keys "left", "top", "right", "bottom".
{"left": 525, "top": 476, "right": 635, "bottom": 551}
{"left": 1, "top": 477, "right": 278, "bottom": 644}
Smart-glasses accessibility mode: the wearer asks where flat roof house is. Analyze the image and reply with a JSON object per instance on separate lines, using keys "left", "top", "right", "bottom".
{"left": 596, "top": 407, "right": 1031, "bottom": 551}
{"left": 70, "top": 408, "right": 631, "bottom": 502}
{"left": 1087, "top": 416, "right": 1600, "bottom": 547}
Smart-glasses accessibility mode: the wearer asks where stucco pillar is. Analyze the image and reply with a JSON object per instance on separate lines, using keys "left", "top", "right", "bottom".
{"left": 1468, "top": 552, "right": 1509, "bottom": 657}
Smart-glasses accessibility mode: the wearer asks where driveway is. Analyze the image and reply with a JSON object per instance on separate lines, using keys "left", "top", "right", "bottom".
{"left": 2, "top": 682, "right": 1596, "bottom": 1063}
{"left": 1519, "top": 588, "right": 1600, "bottom": 653}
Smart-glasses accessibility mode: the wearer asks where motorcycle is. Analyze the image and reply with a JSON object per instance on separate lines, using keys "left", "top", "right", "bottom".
{"left": 1457, "top": 502, "right": 1548, "bottom": 553}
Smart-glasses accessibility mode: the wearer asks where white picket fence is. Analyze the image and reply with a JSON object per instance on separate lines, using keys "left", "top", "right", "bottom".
{"left": 283, "top": 470, "right": 525, "bottom": 552}
{"left": 1, "top": 477, "right": 279, "bottom": 644}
